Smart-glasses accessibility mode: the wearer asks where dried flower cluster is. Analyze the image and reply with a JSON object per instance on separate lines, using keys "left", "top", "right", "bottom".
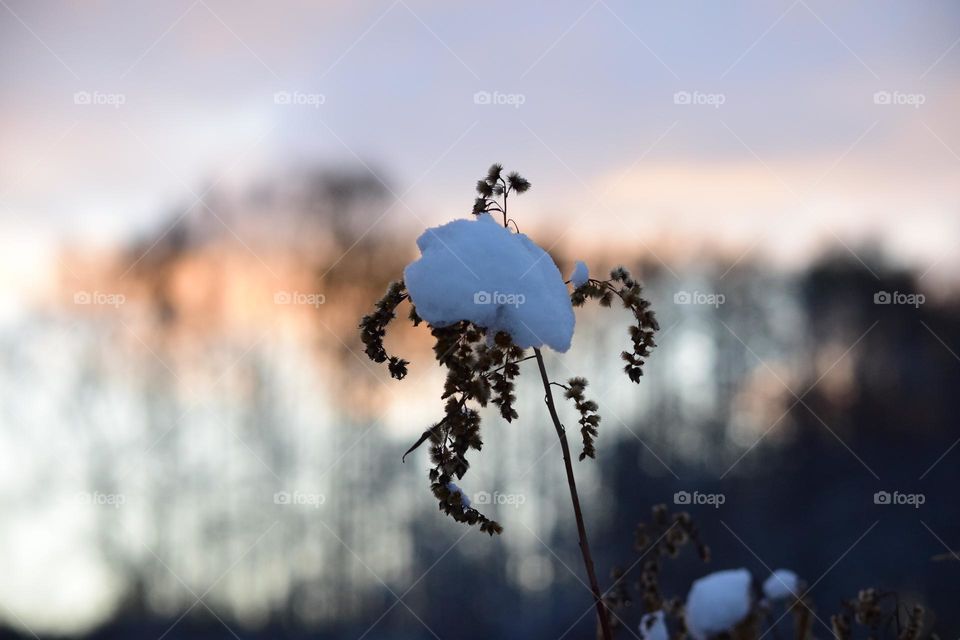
{"left": 472, "top": 163, "right": 531, "bottom": 228}
{"left": 359, "top": 280, "right": 410, "bottom": 380}
{"left": 563, "top": 377, "right": 601, "bottom": 460}
{"left": 358, "top": 165, "right": 659, "bottom": 540}
{"left": 572, "top": 266, "right": 659, "bottom": 383}
{"left": 831, "top": 588, "right": 928, "bottom": 640}
{"left": 395, "top": 321, "right": 531, "bottom": 535}
{"left": 425, "top": 324, "right": 529, "bottom": 535}
{"left": 372, "top": 300, "right": 542, "bottom": 535}
{"left": 605, "top": 504, "right": 710, "bottom": 638}
{"left": 603, "top": 509, "right": 936, "bottom": 640}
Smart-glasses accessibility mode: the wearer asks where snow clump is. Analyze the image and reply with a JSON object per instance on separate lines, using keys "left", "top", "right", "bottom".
{"left": 685, "top": 568, "right": 753, "bottom": 640}
{"left": 638, "top": 610, "right": 668, "bottom": 640}
{"left": 762, "top": 569, "right": 801, "bottom": 601}
{"left": 569, "top": 260, "right": 590, "bottom": 288}
{"left": 404, "top": 214, "right": 575, "bottom": 352}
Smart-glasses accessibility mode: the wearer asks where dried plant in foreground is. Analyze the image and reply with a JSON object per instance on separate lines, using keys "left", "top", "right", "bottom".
{"left": 605, "top": 506, "right": 937, "bottom": 640}
{"left": 359, "top": 164, "right": 659, "bottom": 640}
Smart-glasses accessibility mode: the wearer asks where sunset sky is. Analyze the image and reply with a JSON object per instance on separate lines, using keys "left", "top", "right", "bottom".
{"left": 2, "top": 0, "right": 959, "bottom": 283}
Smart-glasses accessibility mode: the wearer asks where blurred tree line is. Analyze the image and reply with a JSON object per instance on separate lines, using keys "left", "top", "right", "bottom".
{"left": 2, "top": 166, "right": 957, "bottom": 639}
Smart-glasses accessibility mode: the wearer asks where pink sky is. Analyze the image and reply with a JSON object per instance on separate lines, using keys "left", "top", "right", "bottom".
{"left": 1, "top": 0, "right": 958, "bottom": 283}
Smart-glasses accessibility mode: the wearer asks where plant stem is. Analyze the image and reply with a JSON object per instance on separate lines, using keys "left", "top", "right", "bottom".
{"left": 533, "top": 348, "right": 613, "bottom": 640}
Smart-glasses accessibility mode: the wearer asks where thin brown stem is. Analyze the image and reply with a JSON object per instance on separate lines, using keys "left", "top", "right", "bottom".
{"left": 533, "top": 348, "right": 613, "bottom": 640}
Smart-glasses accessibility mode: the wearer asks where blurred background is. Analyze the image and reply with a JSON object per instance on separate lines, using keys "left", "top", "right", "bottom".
{"left": 1, "top": 0, "right": 959, "bottom": 638}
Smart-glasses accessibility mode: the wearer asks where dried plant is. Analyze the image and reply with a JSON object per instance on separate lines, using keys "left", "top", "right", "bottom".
{"left": 604, "top": 504, "right": 710, "bottom": 639}
{"left": 359, "top": 165, "right": 660, "bottom": 640}
{"left": 603, "top": 506, "right": 938, "bottom": 640}
{"left": 832, "top": 588, "right": 932, "bottom": 640}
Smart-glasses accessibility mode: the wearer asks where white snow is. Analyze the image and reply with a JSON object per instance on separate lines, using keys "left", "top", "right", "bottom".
{"left": 446, "top": 482, "right": 470, "bottom": 509}
{"left": 638, "top": 610, "right": 668, "bottom": 640}
{"left": 569, "top": 260, "right": 590, "bottom": 287}
{"left": 762, "top": 569, "right": 800, "bottom": 601}
{"left": 404, "top": 214, "right": 575, "bottom": 352}
{"left": 685, "top": 568, "right": 753, "bottom": 640}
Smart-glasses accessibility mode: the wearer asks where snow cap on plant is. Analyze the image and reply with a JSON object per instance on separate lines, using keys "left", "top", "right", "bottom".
{"left": 684, "top": 568, "right": 754, "bottom": 640}
{"left": 638, "top": 610, "right": 668, "bottom": 640}
{"left": 358, "top": 164, "right": 659, "bottom": 537}
{"left": 569, "top": 260, "right": 590, "bottom": 288}
{"left": 762, "top": 568, "right": 802, "bottom": 601}
{"left": 403, "top": 213, "right": 575, "bottom": 352}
